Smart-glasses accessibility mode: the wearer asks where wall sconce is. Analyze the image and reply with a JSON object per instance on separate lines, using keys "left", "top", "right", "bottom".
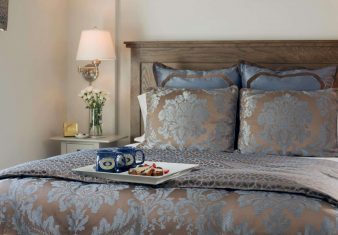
{"left": 76, "top": 28, "right": 115, "bottom": 84}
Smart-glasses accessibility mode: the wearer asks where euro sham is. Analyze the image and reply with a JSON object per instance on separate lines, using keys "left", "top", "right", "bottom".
{"left": 144, "top": 86, "right": 238, "bottom": 151}
{"left": 239, "top": 61, "right": 336, "bottom": 91}
{"left": 238, "top": 89, "right": 338, "bottom": 157}
{"left": 153, "top": 62, "right": 241, "bottom": 89}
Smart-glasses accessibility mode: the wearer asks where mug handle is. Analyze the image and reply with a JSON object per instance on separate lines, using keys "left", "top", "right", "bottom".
{"left": 134, "top": 150, "right": 145, "bottom": 165}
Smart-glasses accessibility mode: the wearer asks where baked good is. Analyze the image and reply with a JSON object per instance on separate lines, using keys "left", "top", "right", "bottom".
{"left": 128, "top": 165, "right": 151, "bottom": 175}
{"left": 153, "top": 167, "right": 164, "bottom": 176}
{"left": 128, "top": 164, "right": 168, "bottom": 176}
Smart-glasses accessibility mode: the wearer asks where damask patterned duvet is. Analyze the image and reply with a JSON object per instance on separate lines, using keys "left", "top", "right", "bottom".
{"left": 0, "top": 149, "right": 337, "bottom": 235}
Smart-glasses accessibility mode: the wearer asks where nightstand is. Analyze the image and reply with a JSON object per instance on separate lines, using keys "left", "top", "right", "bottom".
{"left": 50, "top": 135, "right": 127, "bottom": 154}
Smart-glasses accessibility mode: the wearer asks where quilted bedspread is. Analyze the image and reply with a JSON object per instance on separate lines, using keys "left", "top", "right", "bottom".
{"left": 0, "top": 149, "right": 337, "bottom": 235}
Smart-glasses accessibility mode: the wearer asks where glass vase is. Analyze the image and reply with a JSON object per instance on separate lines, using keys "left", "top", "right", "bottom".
{"left": 89, "top": 107, "right": 103, "bottom": 137}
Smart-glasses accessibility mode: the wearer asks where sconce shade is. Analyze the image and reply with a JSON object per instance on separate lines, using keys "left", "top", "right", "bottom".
{"left": 76, "top": 29, "right": 115, "bottom": 61}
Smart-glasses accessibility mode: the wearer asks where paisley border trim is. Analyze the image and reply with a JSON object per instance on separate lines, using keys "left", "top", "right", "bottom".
{"left": 161, "top": 73, "right": 235, "bottom": 87}
{"left": 247, "top": 72, "right": 325, "bottom": 89}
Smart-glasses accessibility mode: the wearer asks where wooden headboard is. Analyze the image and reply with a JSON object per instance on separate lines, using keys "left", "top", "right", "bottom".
{"left": 124, "top": 40, "right": 338, "bottom": 141}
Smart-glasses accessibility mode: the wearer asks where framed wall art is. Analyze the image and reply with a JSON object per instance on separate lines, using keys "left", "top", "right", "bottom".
{"left": 0, "top": 0, "right": 8, "bottom": 31}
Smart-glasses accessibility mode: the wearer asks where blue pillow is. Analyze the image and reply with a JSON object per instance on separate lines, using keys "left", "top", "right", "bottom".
{"left": 239, "top": 61, "right": 336, "bottom": 91}
{"left": 153, "top": 62, "right": 241, "bottom": 89}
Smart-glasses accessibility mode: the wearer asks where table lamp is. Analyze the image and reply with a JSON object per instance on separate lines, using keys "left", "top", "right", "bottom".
{"left": 76, "top": 28, "right": 115, "bottom": 84}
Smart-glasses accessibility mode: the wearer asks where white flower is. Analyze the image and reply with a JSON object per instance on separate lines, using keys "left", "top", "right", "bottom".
{"left": 79, "top": 86, "right": 109, "bottom": 109}
{"left": 78, "top": 90, "right": 85, "bottom": 97}
{"left": 85, "top": 86, "right": 93, "bottom": 92}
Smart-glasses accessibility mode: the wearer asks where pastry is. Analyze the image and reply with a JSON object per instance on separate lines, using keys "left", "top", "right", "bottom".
{"left": 128, "top": 165, "right": 151, "bottom": 175}
{"left": 128, "top": 163, "right": 169, "bottom": 176}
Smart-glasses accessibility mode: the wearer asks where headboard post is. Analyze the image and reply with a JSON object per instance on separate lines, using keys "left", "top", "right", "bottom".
{"left": 125, "top": 40, "right": 338, "bottom": 142}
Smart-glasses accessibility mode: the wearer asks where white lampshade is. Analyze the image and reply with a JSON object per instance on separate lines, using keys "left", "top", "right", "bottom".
{"left": 76, "top": 29, "right": 115, "bottom": 61}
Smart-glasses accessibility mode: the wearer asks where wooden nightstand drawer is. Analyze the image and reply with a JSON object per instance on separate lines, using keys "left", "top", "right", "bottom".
{"left": 50, "top": 135, "right": 127, "bottom": 154}
{"left": 66, "top": 143, "right": 97, "bottom": 153}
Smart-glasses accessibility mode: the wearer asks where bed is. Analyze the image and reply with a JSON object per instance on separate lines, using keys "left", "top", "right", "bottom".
{"left": 0, "top": 40, "right": 337, "bottom": 235}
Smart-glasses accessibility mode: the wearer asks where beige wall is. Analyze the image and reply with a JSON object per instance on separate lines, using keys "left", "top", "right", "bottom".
{"left": 117, "top": 0, "right": 338, "bottom": 138}
{"left": 0, "top": 0, "right": 68, "bottom": 169}
{"left": 0, "top": 0, "right": 116, "bottom": 169}
{"left": 66, "top": 0, "right": 116, "bottom": 135}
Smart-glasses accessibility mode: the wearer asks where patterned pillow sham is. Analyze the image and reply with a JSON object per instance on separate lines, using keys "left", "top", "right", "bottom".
{"left": 153, "top": 62, "right": 241, "bottom": 89}
{"left": 239, "top": 61, "right": 336, "bottom": 91}
{"left": 144, "top": 86, "right": 238, "bottom": 151}
{"left": 238, "top": 88, "right": 338, "bottom": 157}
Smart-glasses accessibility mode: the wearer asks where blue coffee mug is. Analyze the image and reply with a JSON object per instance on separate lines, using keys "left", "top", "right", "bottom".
{"left": 96, "top": 149, "right": 126, "bottom": 173}
{"left": 117, "top": 147, "right": 145, "bottom": 169}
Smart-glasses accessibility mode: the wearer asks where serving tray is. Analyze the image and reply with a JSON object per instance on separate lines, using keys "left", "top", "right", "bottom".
{"left": 72, "top": 161, "right": 199, "bottom": 185}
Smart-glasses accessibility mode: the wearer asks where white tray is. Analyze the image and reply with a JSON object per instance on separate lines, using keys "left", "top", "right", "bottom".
{"left": 72, "top": 161, "right": 199, "bottom": 185}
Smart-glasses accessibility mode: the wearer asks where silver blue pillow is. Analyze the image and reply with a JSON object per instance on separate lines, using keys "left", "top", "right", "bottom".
{"left": 153, "top": 62, "right": 241, "bottom": 89}
{"left": 239, "top": 61, "right": 337, "bottom": 91}
{"left": 238, "top": 88, "right": 337, "bottom": 157}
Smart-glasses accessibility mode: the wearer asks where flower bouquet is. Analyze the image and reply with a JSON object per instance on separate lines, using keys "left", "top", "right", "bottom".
{"left": 79, "top": 86, "right": 109, "bottom": 137}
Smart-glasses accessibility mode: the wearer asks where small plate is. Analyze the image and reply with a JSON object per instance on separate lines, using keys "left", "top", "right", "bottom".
{"left": 72, "top": 161, "right": 199, "bottom": 185}
{"left": 75, "top": 133, "right": 89, "bottom": 139}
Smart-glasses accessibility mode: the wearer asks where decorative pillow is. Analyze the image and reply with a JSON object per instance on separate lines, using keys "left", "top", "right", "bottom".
{"left": 239, "top": 61, "right": 336, "bottom": 91}
{"left": 144, "top": 86, "right": 238, "bottom": 151}
{"left": 134, "top": 135, "right": 145, "bottom": 143}
{"left": 153, "top": 62, "right": 241, "bottom": 89}
{"left": 238, "top": 88, "right": 338, "bottom": 156}
{"left": 134, "top": 93, "right": 147, "bottom": 143}
{"left": 138, "top": 93, "right": 147, "bottom": 127}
